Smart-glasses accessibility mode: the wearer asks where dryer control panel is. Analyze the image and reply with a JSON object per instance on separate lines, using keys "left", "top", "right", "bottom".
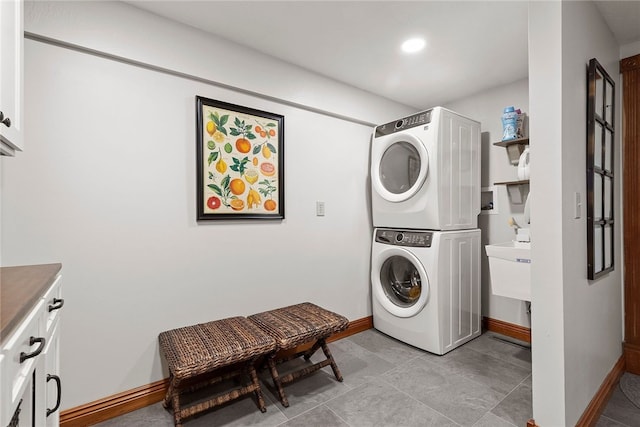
{"left": 375, "top": 228, "right": 433, "bottom": 247}
{"left": 374, "top": 110, "right": 432, "bottom": 137}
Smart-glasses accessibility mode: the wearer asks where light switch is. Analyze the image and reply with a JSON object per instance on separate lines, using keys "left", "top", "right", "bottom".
{"left": 316, "top": 201, "right": 325, "bottom": 216}
{"left": 574, "top": 192, "right": 581, "bottom": 219}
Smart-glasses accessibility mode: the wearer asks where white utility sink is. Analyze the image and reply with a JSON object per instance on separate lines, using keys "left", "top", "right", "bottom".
{"left": 485, "top": 241, "right": 531, "bottom": 301}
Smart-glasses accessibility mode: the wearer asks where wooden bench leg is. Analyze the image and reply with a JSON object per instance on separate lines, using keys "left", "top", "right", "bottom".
{"left": 171, "top": 388, "right": 183, "bottom": 427}
{"left": 163, "top": 375, "right": 174, "bottom": 409}
{"left": 267, "top": 353, "right": 289, "bottom": 407}
{"left": 265, "top": 339, "right": 345, "bottom": 408}
{"left": 163, "top": 361, "right": 270, "bottom": 425}
{"left": 303, "top": 339, "right": 323, "bottom": 360}
{"left": 163, "top": 374, "right": 184, "bottom": 426}
{"left": 320, "top": 339, "right": 343, "bottom": 382}
{"left": 248, "top": 363, "right": 267, "bottom": 413}
{"left": 302, "top": 338, "right": 343, "bottom": 382}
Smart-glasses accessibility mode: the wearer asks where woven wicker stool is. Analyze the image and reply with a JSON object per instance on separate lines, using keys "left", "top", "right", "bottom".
{"left": 248, "top": 302, "right": 349, "bottom": 407}
{"left": 158, "top": 316, "right": 276, "bottom": 426}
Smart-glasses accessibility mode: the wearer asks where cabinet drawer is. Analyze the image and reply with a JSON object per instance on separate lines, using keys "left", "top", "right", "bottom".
{"left": 42, "top": 275, "right": 63, "bottom": 336}
{"left": 0, "top": 299, "right": 44, "bottom": 426}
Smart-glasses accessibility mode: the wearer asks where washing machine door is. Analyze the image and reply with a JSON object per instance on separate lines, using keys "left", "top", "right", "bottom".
{"left": 371, "top": 132, "right": 429, "bottom": 203}
{"left": 372, "top": 247, "right": 430, "bottom": 318}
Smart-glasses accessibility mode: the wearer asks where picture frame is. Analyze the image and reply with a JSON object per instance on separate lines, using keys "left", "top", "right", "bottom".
{"left": 196, "top": 96, "right": 284, "bottom": 221}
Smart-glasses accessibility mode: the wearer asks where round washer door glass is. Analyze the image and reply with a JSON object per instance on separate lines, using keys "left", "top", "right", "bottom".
{"left": 380, "top": 255, "right": 421, "bottom": 307}
{"left": 379, "top": 141, "right": 421, "bottom": 194}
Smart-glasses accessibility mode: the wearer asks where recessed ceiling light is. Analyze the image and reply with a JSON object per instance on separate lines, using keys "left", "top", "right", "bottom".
{"left": 401, "top": 38, "right": 426, "bottom": 54}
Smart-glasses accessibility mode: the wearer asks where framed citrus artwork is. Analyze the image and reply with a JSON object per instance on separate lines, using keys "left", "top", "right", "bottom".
{"left": 196, "top": 96, "right": 284, "bottom": 220}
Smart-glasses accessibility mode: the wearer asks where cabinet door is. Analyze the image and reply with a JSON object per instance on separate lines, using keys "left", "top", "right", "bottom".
{"left": 42, "top": 276, "right": 63, "bottom": 426}
{"left": 0, "top": 0, "right": 24, "bottom": 154}
{"left": 33, "top": 351, "right": 47, "bottom": 427}
{"left": 43, "top": 323, "right": 61, "bottom": 427}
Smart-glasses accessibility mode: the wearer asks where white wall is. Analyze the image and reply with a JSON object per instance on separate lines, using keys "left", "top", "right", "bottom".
{"left": 23, "top": 0, "right": 405, "bottom": 127}
{"left": 529, "top": 2, "right": 567, "bottom": 422}
{"left": 529, "top": 1, "right": 623, "bottom": 425}
{"left": 1, "top": 1, "right": 414, "bottom": 410}
{"left": 446, "top": 78, "right": 531, "bottom": 328}
{"left": 621, "top": 39, "right": 640, "bottom": 59}
{"left": 560, "top": 2, "right": 623, "bottom": 423}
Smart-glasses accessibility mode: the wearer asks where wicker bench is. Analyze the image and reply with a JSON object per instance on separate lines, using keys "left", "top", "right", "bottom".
{"left": 158, "top": 316, "right": 276, "bottom": 427}
{"left": 248, "top": 302, "right": 349, "bottom": 407}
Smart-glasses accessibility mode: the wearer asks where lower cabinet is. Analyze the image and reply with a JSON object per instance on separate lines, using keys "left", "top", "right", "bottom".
{"left": 1, "top": 273, "right": 63, "bottom": 427}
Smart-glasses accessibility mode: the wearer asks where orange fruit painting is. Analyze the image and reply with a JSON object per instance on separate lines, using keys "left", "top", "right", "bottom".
{"left": 264, "top": 200, "right": 277, "bottom": 211}
{"left": 236, "top": 138, "right": 251, "bottom": 153}
{"left": 229, "top": 178, "right": 246, "bottom": 195}
{"left": 230, "top": 199, "right": 245, "bottom": 211}
{"left": 202, "top": 105, "right": 280, "bottom": 215}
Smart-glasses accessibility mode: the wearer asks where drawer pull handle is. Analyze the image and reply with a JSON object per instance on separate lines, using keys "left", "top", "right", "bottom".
{"left": 0, "top": 111, "right": 10, "bottom": 128}
{"left": 46, "top": 374, "right": 62, "bottom": 417}
{"left": 19, "top": 336, "right": 46, "bottom": 363}
{"left": 9, "top": 399, "right": 22, "bottom": 427}
{"left": 49, "top": 298, "right": 65, "bottom": 312}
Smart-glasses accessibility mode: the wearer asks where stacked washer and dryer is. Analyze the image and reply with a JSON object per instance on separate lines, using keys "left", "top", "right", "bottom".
{"left": 370, "top": 107, "right": 482, "bottom": 355}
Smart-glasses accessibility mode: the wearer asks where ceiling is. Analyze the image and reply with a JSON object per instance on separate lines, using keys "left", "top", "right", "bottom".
{"left": 127, "top": 1, "right": 640, "bottom": 110}
{"left": 594, "top": 0, "right": 640, "bottom": 45}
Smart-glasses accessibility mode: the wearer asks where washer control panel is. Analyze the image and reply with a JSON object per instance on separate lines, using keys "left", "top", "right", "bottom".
{"left": 374, "top": 109, "right": 432, "bottom": 138}
{"left": 375, "top": 228, "right": 433, "bottom": 247}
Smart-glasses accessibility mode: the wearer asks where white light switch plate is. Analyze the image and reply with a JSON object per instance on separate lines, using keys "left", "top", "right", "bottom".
{"left": 316, "top": 201, "right": 325, "bottom": 216}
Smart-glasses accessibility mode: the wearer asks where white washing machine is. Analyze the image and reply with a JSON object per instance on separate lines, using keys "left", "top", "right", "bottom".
{"left": 371, "top": 227, "right": 481, "bottom": 355}
{"left": 371, "top": 107, "right": 481, "bottom": 230}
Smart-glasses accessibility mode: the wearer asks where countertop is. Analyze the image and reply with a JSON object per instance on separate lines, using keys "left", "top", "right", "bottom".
{"left": 1, "top": 263, "right": 62, "bottom": 344}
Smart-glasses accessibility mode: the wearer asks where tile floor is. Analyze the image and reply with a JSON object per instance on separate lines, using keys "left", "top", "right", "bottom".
{"left": 597, "top": 378, "right": 640, "bottom": 427}
{"left": 95, "top": 329, "right": 640, "bottom": 427}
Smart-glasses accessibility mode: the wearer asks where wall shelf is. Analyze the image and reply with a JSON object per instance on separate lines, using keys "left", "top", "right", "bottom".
{"left": 494, "top": 137, "right": 530, "bottom": 165}
{"left": 494, "top": 180, "right": 530, "bottom": 204}
{"left": 494, "top": 179, "right": 530, "bottom": 186}
{"left": 493, "top": 137, "right": 530, "bottom": 148}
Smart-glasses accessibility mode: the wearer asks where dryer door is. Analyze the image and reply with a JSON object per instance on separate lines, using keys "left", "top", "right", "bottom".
{"left": 371, "top": 133, "right": 429, "bottom": 203}
{"left": 372, "top": 247, "right": 430, "bottom": 318}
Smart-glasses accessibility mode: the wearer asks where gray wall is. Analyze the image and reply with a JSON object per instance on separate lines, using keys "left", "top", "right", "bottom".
{"left": 446, "top": 78, "right": 531, "bottom": 328}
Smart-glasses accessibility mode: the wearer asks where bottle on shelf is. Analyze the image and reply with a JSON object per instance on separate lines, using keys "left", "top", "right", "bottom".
{"left": 502, "top": 106, "right": 518, "bottom": 141}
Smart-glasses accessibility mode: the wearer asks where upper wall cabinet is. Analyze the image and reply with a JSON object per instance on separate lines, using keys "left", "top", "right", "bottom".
{"left": 0, "top": 0, "right": 24, "bottom": 156}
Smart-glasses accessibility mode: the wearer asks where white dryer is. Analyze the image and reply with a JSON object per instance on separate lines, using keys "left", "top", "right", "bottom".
{"left": 371, "top": 227, "right": 481, "bottom": 355}
{"left": 371, "top": 107, "right": 481, "bottom": 230}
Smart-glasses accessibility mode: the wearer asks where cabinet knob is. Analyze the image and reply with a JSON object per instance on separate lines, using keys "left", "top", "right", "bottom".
{"left": 0, "top": 111, "right": 11, "bottom": 128}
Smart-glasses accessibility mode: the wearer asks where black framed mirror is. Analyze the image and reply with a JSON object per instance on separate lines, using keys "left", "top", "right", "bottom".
{"left": 587, "top": 58, "right": 615, "bottom": 280}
